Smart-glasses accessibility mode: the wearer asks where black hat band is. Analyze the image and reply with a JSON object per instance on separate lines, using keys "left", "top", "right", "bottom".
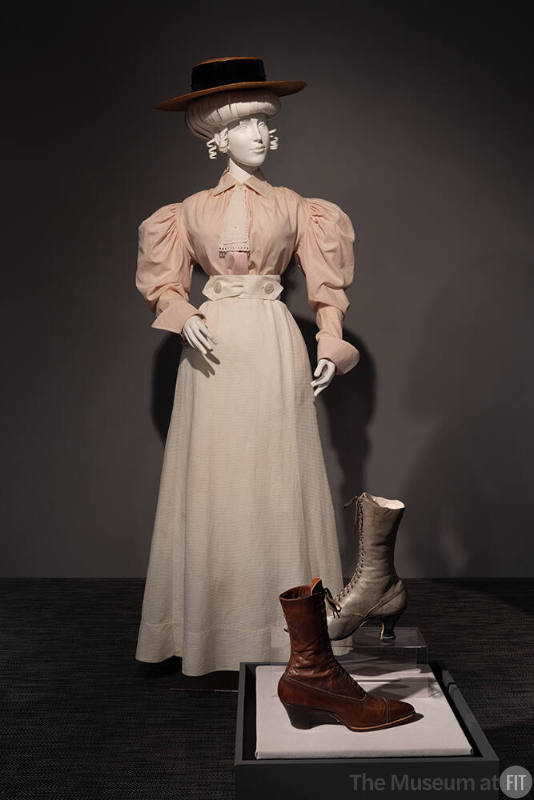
{"left": 191, "top": 59, "right": 266, "bottom": 93}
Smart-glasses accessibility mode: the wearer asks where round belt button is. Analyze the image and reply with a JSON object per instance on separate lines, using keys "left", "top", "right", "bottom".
{"left": 213, "top": 281, "right": 222, "bottom": 293}
{"left": 264, "top": 282, "right": 274, "bottom": 294}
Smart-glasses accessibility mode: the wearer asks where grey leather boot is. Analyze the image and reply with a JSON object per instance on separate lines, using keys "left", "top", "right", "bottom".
{"left": 327, "top": 492, "right": 407, "bottom": 641}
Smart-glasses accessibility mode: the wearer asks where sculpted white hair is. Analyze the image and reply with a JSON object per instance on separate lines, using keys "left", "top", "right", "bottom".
{"left": 185, "top": 88, "right": 281, "bottom": 141}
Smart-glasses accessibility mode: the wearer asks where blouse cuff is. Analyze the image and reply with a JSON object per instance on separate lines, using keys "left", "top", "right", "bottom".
{"left": 152, "top": 300, "right": 206, "bottom": 335}
{"left": 317, "top": 334, "right": 360, "bottom": 375}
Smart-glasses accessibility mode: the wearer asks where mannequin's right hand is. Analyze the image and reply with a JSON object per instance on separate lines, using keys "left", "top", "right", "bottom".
{"left": 182, "top": 314, "right": 217, "bottom": 355}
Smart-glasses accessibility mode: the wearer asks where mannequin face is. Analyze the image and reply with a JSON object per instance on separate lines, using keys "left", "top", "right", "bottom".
{"left": 224, "top": 113, "right": 270, "bottom": 167}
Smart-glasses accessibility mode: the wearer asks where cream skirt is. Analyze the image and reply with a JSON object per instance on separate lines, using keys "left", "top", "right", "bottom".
{"left": 136, "top": 274, "right": 349, "bottom": 675}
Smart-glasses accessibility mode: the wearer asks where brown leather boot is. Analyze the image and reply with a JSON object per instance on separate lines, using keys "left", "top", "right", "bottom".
{"left": 278, "top": 578, "right": 416, "bottom": 731}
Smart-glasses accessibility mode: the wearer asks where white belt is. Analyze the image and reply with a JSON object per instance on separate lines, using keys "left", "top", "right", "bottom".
{"left": 202, "top": 274, "right": 283, "bottom": 301}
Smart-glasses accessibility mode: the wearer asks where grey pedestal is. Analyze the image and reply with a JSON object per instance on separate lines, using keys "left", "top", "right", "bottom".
{"left": 234, "top": 660, "right": 499, "bottom": 799}
{"left": 346, "top": 624, "right": 428, "bottom": 664}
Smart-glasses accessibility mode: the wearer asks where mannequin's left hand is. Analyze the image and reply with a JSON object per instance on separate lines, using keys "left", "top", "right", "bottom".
{"left": 311, "top": 358, "right": 335, "bottom": 397}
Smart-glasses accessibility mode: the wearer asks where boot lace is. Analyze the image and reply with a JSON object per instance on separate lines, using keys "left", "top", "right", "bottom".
{"left": 338, "top": 496, "right": 365, "bottom": 600}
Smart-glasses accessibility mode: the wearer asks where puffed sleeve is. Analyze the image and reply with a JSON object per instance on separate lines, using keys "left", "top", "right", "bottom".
{"left": 294, "top": 197, "right": 360, "bottom": 375}
{"left": 135, "top": 203, "right": 206, "bottom": 335}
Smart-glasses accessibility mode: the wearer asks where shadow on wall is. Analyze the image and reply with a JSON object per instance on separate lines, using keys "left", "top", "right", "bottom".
{"left": 282, "top": 261, "right": 376, "bottom": 580}
{"left": 151, "top": 335, "right": 182, "bottom": 442}
{"left": 401, "top": 254, "right": 534, "bottom": 577}
{"left": 298, "top": 317, "right": 375, "bottom": 580}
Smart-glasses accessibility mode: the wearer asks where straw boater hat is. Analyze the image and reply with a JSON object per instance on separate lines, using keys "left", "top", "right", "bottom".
{"left": 154, "top": 57, "right": 306, "bottom": 111}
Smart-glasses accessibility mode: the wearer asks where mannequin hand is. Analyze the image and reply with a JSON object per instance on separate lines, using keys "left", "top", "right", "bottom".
{"left": 182, "top": 315, "right": 217, "bottom": 355}
{"left": 311, "top": 358, "right": 335, "bottom": 397}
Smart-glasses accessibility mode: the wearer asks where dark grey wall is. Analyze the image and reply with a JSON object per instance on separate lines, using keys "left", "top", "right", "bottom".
{"left": 3, "top": 1, "right": 533, "bottom": 577}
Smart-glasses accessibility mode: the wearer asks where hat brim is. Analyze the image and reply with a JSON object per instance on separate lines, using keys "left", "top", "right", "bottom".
{"left": 154, "top": 80, "right": 306, "bottom": 111}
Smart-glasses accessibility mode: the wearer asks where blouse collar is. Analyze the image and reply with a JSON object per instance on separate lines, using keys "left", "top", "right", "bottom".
{"left": 212, "top": 167, "right": 270, "bottom": 197}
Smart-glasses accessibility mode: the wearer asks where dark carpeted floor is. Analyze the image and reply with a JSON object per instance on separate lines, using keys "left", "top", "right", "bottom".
{"left": 1, "top": 578, "right": 533, "bottom": 799}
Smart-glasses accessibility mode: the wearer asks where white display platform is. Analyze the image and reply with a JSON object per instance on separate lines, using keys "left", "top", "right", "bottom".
{"left": 255, "top": 663, "right": 473, "bottom": 759}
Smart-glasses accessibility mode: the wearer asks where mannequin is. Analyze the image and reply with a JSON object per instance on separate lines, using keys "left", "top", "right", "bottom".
{"left": 135, "top": 58, "right": 360, "bottom": 675}
{"left": 182, "top": 112, "right": 336, "bottom": 397}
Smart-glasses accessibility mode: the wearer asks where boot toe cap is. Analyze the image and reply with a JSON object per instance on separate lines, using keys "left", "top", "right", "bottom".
{"left": 387, "top": 698, "right": 415, "bottom": 724}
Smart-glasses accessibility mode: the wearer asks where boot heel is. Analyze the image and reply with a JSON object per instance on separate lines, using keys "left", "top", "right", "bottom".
{"left": 281, "top": 702, "right": 336, "bottom": 729}
{"left": 380, "top": 609, "right": 404, "bottom": 641}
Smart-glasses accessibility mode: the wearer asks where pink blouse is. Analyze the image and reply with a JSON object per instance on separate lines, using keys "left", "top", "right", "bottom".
{"left": 136, "top": 168, "right": 360, "bottom": 374}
